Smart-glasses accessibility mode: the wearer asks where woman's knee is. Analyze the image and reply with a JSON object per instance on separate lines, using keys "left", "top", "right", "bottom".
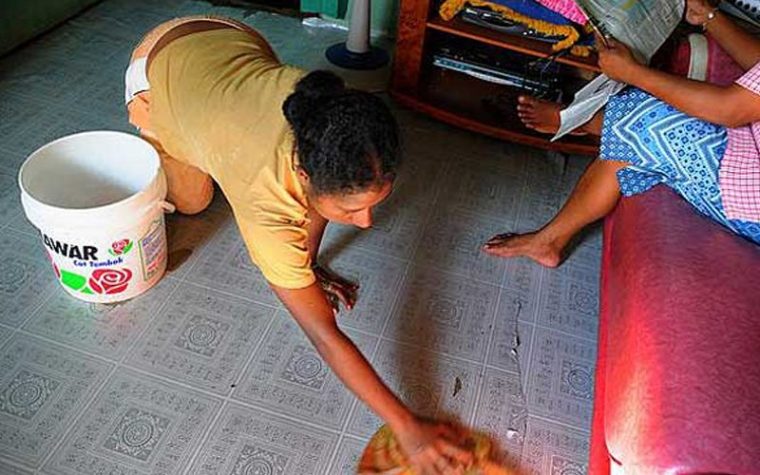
{"left": 170, "top": 180, "right": 214, "bottom": 215}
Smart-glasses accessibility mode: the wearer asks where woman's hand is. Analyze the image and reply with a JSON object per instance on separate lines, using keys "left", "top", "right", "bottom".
{"left": 396, "top": 419, "right": 474, "bottom": 475}
{"left": 685, "top": 0, "right": 720, "bottom": 26}
{"left": 313, "top": 264, "right": 359, "bottom": 313}
{"left": 597, "top": 36, "right": 645, "bottom": 84}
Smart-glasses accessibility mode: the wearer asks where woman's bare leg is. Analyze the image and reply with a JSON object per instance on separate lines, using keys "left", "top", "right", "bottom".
{"left": 483, "top": 159, "right": 628, "bottom": 267}
{"left": 141, "top": 133, "right": 214, "bottom": 215}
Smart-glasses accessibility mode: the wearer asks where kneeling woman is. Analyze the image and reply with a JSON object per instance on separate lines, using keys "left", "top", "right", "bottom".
{"left": 485, "top": 0, "right": 760, "bottom": 265}
{"left": 126, "top": 16, "right": 470, "bottom": 474}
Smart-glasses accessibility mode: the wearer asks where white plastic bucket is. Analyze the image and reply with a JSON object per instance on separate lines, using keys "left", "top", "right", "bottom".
{"left": 19, "top": 131, "right": 174, "bottom": 303}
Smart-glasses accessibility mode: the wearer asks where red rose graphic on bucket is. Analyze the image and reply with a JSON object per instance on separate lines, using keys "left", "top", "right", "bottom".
{"left": 89, "top": 268, "right": 133, "bottom": 295}
{"left": 109, "top": 239, "right": 133, "bottom": 256}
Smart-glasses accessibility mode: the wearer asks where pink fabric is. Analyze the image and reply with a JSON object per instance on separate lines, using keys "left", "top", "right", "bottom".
{"left": 722, "top": 61, "right": 760, "bottom": 222}
{"left": 594, "top": 186, "right": 760, "bottom": 474}
{"left": 534, "top": 0, "right": 587, "bottom": 23}
{"left": 706, "top": 37, "right": 745, "bottom": 86}
{"left": 666, "top": 33, "right": 744, "bottom": 86}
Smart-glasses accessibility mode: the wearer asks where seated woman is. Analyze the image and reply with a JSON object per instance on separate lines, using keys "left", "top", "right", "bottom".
{"left": 484, "top": 0, "right": 760, "bottom": 266}
{"left": 126, "top": 17, "right": 471, "bottom": 474}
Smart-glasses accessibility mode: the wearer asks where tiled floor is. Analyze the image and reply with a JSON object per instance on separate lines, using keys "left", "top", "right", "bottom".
{"left": 0, "top": 0, "right": 601, "bottom": 473}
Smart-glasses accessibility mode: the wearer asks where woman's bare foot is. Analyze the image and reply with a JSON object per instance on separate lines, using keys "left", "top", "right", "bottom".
{"left": 516, "top": 96, "right": 588, "bottom": 136}
{"left": 482, "top": 231, "right": 563, "bottom": 268}
{"left": 516, "top": 96, "right": 564, "bottom": 134}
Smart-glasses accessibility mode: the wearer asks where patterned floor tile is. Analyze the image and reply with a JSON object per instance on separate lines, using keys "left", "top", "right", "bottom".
{"left": 43, "top": 368, "right": 221, "bottom": 475}
{"left": 0, "top": 459, "right": 33, "bottom": 474}
{"left": 0, "top": 95, "right": 41, "bottom": 150}
{"left": 324, "top": 155, "right": 444, "bottom": 261}
{"left": 347, "top": 340, "right": 481, "bottom": 438}
{"left": 435, "top": 152, "right": 524, "bottom": 221}
{"left": 0, "top": 171, "right": 23, "bottom": 226}
{"left": 525, "top": 328, "right": 597, "bottom": 428}
{"left": 164, "top": 201, "right": 232, "bottom": 279}
{"left": 13, "top": 19, "right": 123, "bottom": 66}
{"left": 23, "top": 276, "right": 178, "bottom": 360}
{"left": 536, "top": 258, "right": 599, "bottom": 342}
{"left": 0, "top": 325, "right": 13, "bottom": 349}
{"left": 184, "top": 220, "right": 282, "bottom": 307}
{"left": 188, "top": 402, "right": 338, "bottom": 475}
{"left": 5, "top": 211, "right": 38, "bottom": 237}
{"left": 0, "top": 335, "right": 112, "bottom": 468}
{"left": 0, "top": 229, "right": 58, "bottom": 327}
{"left": 125, "top": 282, "right": 276, "bottom": 395}
{"left": 73, "top": 0, "right": 184, "bottom": 43}
{"left": 414, "top": 208, "right": 508, "bottom": 285}
{"left": 473, "top": 367, "right": 527, "bottom": 468}
{"left": 329, "top": 436, "right": 368, "bottom": 475}
{"left": 0, "top": 58, "right": 90, "bottom": 107}
{"left": 514, "top": 163, "right": 568, "bottom": 232}
{"left": 402, "top": 120, "right": 506, "bottom": 162}
{"left": 71, "top": 79, "right": 133, "bottom": 132}
{"left": 319, "top": 246, "right": 406, "bottom": 335}
{"left": 384, "top": 267, "right": 499, "bottom": 363}
{"left": 488, "top": 289, "right": 537, "bottom": 374}
{"left": 233, "top": 313, "right": 377, "bottom": 430}
{"left": 520, "top": 417, "right": 590, "bottom": 475}
{"left": 501, "top": 258, "right": 543, "bottom": 320}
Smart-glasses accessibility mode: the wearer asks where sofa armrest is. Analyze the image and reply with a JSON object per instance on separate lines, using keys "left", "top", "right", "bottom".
{"left": 595, "top": 186, "right": 760, "bottom": 474}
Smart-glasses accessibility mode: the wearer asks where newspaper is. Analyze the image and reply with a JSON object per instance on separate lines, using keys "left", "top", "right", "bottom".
{"left": 553, "top": 0, "right": 684, "bottom": 140}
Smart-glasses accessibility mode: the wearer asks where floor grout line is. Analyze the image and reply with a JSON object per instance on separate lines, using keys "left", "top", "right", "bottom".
{"left": 529, "top": 413, "right": 592, "bottom": 434}
{"left": 120, "top": 363, "right": 343, "bottom": 435}
{"left": 526, "top": 319, "right": 598, "bottom": 345}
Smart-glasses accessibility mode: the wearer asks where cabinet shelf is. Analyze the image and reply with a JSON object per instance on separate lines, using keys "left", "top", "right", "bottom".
{"left": 391, "top": 0, "right": 601, "bottom": 156}
{"left": 427, "top": 16, "right": 600, "bottom": 72}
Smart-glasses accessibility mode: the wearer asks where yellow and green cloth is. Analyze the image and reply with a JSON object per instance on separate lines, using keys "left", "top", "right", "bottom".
{"left": 358, "top": 425, "right": 515, "bottom": 475}
{"left": 439, "top": 0, "right": 593, "bottom": 56}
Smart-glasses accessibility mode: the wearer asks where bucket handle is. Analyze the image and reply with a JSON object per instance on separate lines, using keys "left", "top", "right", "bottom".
{"left": 160, "top": 201, "right": 176, "bottom": 214}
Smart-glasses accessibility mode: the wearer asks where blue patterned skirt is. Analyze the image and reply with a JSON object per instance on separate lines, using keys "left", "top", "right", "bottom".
{"left": 599, "top": 88, "right": 760, "bottom": 244}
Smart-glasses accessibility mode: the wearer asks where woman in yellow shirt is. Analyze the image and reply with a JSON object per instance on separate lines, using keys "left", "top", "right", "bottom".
{"left": 126, "top": 16, "right": 471, "bottom": 475}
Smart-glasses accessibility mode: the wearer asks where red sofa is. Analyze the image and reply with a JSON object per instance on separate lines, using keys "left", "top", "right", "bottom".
{"left": 589, "top": 185, "right": 760, "bottom": 474}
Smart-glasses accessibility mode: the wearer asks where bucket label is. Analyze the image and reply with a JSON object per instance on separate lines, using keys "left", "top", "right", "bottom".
{"left": 47, "top": 251, "right": 134, "bottom": 296}
{"left": 139, "top": 218, "right": 165, "bottom": 281}
{"left": 43, "top": 234, "right": 98, "bottom": 261}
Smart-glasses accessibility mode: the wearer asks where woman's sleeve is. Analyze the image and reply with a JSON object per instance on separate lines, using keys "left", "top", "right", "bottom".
{"left": 736, "top": 61, "right": 760, "bottom": 96}
{"left": 233, "top": 204, "right": 316, "bottom": 290}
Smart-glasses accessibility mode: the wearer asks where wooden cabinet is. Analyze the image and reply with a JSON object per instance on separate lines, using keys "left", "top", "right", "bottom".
{"left": 390, "top": 0, "right": 601, "bottom": 155}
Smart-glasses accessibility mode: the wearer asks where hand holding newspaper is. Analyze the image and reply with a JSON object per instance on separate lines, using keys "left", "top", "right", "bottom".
{"left": 553, "top": 0, "right": 685, "bottom": 140}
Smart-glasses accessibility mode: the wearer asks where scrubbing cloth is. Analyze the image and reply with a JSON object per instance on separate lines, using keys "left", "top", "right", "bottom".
{"left": 357, "top": 425, "right": 515, "bottom": 475}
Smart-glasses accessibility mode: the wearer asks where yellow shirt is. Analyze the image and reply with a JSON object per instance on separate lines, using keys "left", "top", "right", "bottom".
{"left": 148, "top": 28, "right": 315, "bottom": 289}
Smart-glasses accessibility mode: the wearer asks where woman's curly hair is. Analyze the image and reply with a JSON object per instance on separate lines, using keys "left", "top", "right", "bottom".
{"left": 283, "top": 70, "right": 401, "bottom": 195}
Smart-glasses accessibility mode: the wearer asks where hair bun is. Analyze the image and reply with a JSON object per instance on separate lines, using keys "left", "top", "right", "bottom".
{"left": 284, "top": 70, "right": 345, "bottom": 131}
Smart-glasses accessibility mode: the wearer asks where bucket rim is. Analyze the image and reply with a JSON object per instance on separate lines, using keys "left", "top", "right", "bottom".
{"left": 18, "top": 130, "right": 161, "bottom": 215}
